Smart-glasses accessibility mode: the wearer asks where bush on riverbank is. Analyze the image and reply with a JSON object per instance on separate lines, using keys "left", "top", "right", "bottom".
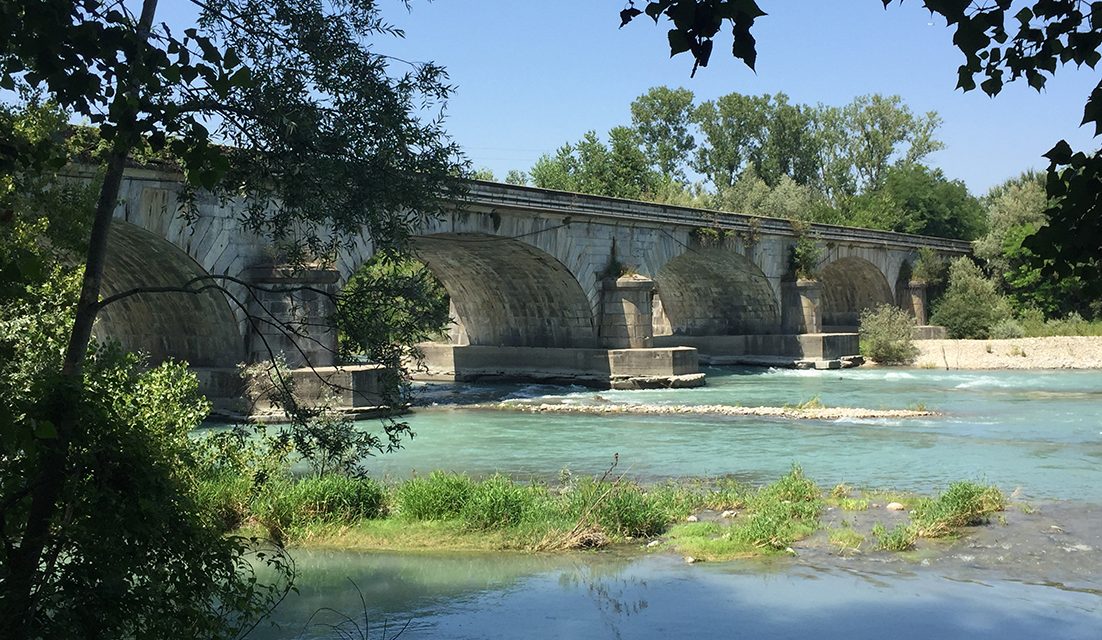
{"left": 931, "top": 258, "right": 1015, "bottom": 339}
{"left": 859, "top": 304, "right": 919, "bottom": 365}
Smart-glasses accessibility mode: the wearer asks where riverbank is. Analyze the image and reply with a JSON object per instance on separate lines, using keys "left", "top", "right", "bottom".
{"left": 912, "top": 336, "right": 1102, "bottom": 369}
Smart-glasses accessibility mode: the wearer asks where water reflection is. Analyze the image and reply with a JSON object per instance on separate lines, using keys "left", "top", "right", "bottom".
{"left": 253, "top": 551, "right": 1102, "bottom": 640}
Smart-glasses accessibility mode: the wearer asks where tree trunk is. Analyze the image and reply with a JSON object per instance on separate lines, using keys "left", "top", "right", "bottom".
{"left": 1, "top": 2, "right": 158, "bottom": 635}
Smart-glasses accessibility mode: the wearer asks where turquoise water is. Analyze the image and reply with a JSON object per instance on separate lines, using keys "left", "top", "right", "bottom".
{"left": 251, "top": 367, "right": 1102, "bottom": 639}
{"left": 256, "top": 550, "right": 1102, "bottom": 640}
{"left": 370, "top": 367, "right": 1102, "bottom": 503}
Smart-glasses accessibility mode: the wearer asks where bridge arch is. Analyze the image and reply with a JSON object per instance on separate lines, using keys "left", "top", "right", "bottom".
{"left": 819, "top": 256, "right": 894, "bottom": 331}
{"left": 408, "top": 233, "right": 596, "bottom": 348}
{"left": 94, "top": 222, "right": 244, "bottom": 367}
{"left": 654, "top": 248, "right": 780, "bottom": 336}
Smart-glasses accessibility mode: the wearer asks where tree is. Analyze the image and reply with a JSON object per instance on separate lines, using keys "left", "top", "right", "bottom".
{"left": 930, "top": 257, "right": 1014, "bottom": 339}
{"left": 629, "top": 85, "right": 696, "bottom": 179}
{"left": 1, "top": 1, "right": 462, "bottom": 635}
{"left": 530, "top": 128, "right": 660, "bottom": 199}
{"left": 840, "top": 94, "right": 943, "bottom": 192}
{"left": 504, "top": 169, "right": 529, "bottom": 185}
{"left": 976, "top": 172, "right": 1094, "bottom": 317}
{"left": 620, "top": 0, "right": 1102, "bottom": 295}
{"left": 975, "top": 172, "right": 1048, "bottom": 282}
{"left": 846, "top": 164, "right": 985, "bottom": 239}
{"left": 690, "top": 91, "right": 771, "bottom": 190}
{"left": 714, "top": 167, "right": 824, "bottom": 221}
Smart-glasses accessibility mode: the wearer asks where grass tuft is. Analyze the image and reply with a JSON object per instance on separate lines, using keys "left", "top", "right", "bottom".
{"left": 395, "top": 471, "right": 474, "bottom": 521}
{"left": 909, "top": 481, "right": 1005, "bottom": 538}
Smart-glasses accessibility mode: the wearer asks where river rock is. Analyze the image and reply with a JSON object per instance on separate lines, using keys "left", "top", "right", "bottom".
{"left": 721, "top": 510, "right": 738, "bottom": 519}
{"left": 886, "top": 502, "right": 906, "bottom": 511}
{"left": 686, "top": 515, "right": 699, "bottom": 522}
{"left": 684, "top": 556, "right": 700, "bottom": 564}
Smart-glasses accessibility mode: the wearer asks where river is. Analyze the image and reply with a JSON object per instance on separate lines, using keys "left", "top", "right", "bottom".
{"left": 252, "top": 367, "right": 1102, "bottom": 639}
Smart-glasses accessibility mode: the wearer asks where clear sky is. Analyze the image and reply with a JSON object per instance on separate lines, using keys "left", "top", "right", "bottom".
{"left": 366, "top": 1, "right": 1100, "bottom": 195}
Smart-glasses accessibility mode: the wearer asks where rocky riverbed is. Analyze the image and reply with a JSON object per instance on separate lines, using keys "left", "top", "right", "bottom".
{"left": 476, "top": 401, "right": 936, "bottom": 420}
{"left": 913, "top": 336, "right": 1102, "bottom": 369}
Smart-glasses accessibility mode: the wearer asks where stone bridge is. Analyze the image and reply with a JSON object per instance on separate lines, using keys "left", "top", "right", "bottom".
{"left": 89, "top": 166, "right": 969, "bottom": 397}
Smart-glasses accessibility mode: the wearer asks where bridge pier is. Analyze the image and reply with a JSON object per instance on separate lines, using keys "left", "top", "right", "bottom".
{"left": 781, "top": 279, "right": 823, "bottom": 334}
{"left": 899, "top": 280, "right": 929, "bottom": 325}
{"left": 244, "top": 264, "right": 340, "bottom": 368}
{"left": 598, "top": 274, "right": 656, "bottom": 349}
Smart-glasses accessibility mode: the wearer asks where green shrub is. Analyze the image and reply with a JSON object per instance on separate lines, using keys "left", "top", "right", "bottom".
{"left": 395, "top": 471, "right": 475, "bottom": 520}
{"left": 255, "top": 474, "right": 386, "bottom": 538}
{"left": 989, "top": 318, "right": 1025, "bottom": 339}
{"left": 566, "top": 478, "right": 667, "bottom": 538}
{"left": 872, "top": 522, "right": 917, "bottom": 551}
{"left": 859, "top": 304, "right": 919, "bottom": 364}
{"left": 460, "top": 474, "right": 544, "bottom": 530}
{"left": 930, "top": 258, "right": 1014, "bottom": 338}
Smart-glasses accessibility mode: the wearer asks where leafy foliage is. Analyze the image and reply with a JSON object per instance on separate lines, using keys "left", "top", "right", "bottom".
{"left": 912, "top": 247, "right": 948, "bottom": 287}
{"left": 336, "top": 251, "right": 451, "bottom": 408}
{"left": 845, "top": 164, "right": 985, "bottom": 240}
{"left": 859, "top": 304, "right": 919, "bottom": 365}
{"left": 630, "top": 85, "right": 697, "bottom": 178}
{"left": 530, "top": 128, "right": 660, "bottom": 199}
{"left": 787, "top": 222, "right": 822, "bottom": 280}
{"left": 930, "top": 258, "right": 1014, "bottom": 339}
{"left": 528, "top": 87, "right": 977, "bottom": 239}
{"left": 1, "top": 2, "right": 464, "bottom": 633}
{"left": 0, "top": 277, "right": 292, "bottom": 638}
{"left": 622, "top": 0, "right": 1102, "bottom": 297}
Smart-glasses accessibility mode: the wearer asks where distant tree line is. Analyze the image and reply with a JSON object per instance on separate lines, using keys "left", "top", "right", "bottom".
{"left": 477, "top": 87, "right": 985, "bottom": 242}
{"left": 473, "top": 87, "right": 1100, "bottom": 327}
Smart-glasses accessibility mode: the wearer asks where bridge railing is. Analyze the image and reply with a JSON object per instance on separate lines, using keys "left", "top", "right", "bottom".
{"left": 460, "top": 180, "right": 973, "bottom": 254}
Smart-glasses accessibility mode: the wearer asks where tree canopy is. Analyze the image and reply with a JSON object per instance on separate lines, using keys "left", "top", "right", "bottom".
{"left": 524, "top": 86, "right": 976, "bottom": 240}
{"left": 619, "top": 0, "right": 1102, "bottom": 293}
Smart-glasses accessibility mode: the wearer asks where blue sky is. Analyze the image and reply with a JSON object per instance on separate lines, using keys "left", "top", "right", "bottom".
{"left": 368, "top": 1, "right": 1099, "bottom": 195}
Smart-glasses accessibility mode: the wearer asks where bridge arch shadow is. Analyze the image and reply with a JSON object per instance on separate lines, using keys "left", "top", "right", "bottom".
{"left": 95, "top": 222, "right": 243, "bottom": 367}
{"left": 410, "top": 233, "right": 596, "bottom": 348}
{"left": 654, "top": 248, "right": 780, "bottom": 336}
{"left": 819, "top": 256, "right": 894, "bottom": 332}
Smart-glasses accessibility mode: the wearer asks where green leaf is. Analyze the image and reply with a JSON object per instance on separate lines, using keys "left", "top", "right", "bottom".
{"left": 1026, "top": 69, "right": 1047, "bottom": 91}
{"left": 1081, "top": 85, "right": 1102, "bottom": 136}
{"left": 33, "top": 419, "right": 57, "bottom": 440}
{"left": 668, "top": 29, "right": 692, "bottom": 56}
{"left": 955, "top": 67, "right": 977, "bottom": 91}
{"left": 1044, "top": 140, "right": 1074, "bottom": 165}
{"left": 620, "top": 7, "right": 642, "bottom": 27}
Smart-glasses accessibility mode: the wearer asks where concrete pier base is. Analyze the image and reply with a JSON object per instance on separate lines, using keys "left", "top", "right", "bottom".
{"left": 414, "top": 344, "right": 704, "bottom": 389}
{"left": 196, "top": 364, "right": 389, "bottom": 418}
{"left": 652, "top": 333, "right": 861, "bottom": 369}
